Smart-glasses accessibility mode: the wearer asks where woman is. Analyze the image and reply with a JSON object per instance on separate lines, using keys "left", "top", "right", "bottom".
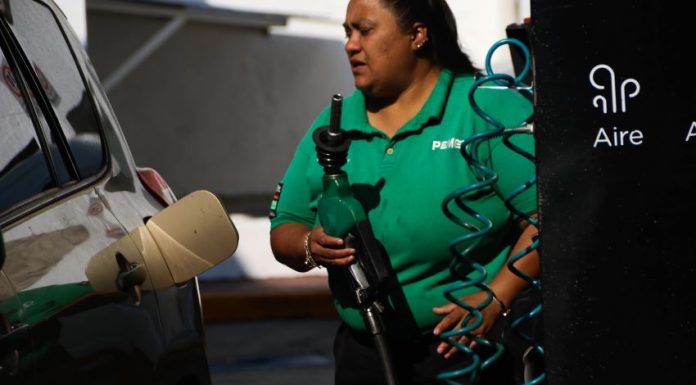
{"left": 270, "top": 0, "right": 539, "bottom": 384}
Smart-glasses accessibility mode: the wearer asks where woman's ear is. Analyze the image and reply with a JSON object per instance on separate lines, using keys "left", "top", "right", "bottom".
{"left": 411, "top": 22, "right": 429, "bottom": 50}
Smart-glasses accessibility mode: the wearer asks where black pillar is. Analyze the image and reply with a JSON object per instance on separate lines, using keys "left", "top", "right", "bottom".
{"left": 532, "top": 1, "right": 696, "bottom": 383}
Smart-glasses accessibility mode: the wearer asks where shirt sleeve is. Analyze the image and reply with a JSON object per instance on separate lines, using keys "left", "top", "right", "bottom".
{"left": 269, "top": 109, "right": 331, "bottom": 231}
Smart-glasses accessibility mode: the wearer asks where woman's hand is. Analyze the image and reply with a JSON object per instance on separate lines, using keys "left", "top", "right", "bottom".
{"left": 271, "top": 223, "right": 355, "bottom": 271}
{"left": 432, "top": 291, "right": 505, "bottom": 359}
{"left": 308, "top": 226, "right": 356, "bottom": 267}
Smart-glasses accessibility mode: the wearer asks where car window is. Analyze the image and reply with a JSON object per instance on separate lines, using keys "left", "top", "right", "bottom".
{"left": 0, "top": 0, "right": 107, "bottom": 217}
{"left": 4, "top": 0, "right": 105, "bottom": 180}
{"left": 0, "top": 50, "right": 57, "bottom": 213}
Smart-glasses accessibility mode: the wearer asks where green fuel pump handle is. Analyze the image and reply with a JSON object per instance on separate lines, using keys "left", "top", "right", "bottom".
{"left": 317, "top": 174, "right": 390, "bottom": 300}
{"left": 314, "top": 94, "right": 398, "bottom": 385}
{"left": 313, "top": 94, "right": 392, "bottom": 300}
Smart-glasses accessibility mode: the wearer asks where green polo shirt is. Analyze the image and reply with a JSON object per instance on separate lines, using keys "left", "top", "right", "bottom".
{"left": 271, "top": 69, "right": 536, "bottom": 338}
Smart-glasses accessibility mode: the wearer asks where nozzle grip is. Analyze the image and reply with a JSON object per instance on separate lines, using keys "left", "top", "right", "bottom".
{"left": 344, "top": 220, "right": 391, "bottom": 304}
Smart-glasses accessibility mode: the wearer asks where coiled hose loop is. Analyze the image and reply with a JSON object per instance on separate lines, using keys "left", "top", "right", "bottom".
{"left": 438, "top": 38, "right": 542, "bottom": 385}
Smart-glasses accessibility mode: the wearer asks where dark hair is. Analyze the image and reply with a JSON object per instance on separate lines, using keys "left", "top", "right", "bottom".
{"left": 380, "top": 0, "right": 477, "bottom": 74}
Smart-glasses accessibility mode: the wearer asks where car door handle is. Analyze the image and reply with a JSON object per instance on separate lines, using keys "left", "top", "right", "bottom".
{"left": 0, "top": 323, "right": 29, "bottom": 375}
{"left": 115, "top": 252, "right": 147, "bottom": 306}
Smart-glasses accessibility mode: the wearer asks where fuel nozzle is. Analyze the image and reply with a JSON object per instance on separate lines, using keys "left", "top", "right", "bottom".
{"left": 314, "top": 94, "right": 351, "bottom": 175}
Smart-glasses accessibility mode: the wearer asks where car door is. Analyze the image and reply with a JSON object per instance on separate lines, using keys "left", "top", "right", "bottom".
{"left": 1, "top": 246, "right": 33, "bottom": 385}
{"left": 1, "top": 198, "right": 166, "bottom": 384}
{"left": 0, "top": 1, "right": 168, "bottom": 383}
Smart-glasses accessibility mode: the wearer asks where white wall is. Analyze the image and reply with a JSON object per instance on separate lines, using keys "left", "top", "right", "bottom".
{"left": 141, "top": 0, "right": 530, "bottom": 71}
{"left": 196, "top": 0, "right": 530, "bottom": 73}
{"left": 80, "top": 0, "right": 530, "bottom": 68}
{"left": 54, "top": 0, "right": 87, "bottom": 44}
{"left": 450, "top": 0, "right": 522, "bottom": 73}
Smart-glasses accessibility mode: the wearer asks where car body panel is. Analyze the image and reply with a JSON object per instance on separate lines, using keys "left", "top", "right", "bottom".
{"left": 0, "top": 1, "right": 213, "bottom": 384}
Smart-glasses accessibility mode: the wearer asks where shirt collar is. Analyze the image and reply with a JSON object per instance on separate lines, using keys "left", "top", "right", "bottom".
{"left": 342, "top": 69, "right": 454, "bottom": 135}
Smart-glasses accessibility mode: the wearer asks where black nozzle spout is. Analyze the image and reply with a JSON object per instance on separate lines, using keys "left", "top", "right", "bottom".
{"left": 330, "top": 94, "right": 343, "bottom": 134}
{"left": 314, "top": 94, "right": 350, "bottom": 174}
{"left": 326, "top": 94, "right": 345, "bottom": 147}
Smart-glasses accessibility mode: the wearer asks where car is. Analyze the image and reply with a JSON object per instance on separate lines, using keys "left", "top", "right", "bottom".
{"left": 0, "top": 1, "right": 237, "bottom": 384}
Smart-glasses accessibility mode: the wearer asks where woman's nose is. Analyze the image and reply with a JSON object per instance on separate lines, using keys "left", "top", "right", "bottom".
{"left": 344, "top": 33, "right": 360, "bottom": 54}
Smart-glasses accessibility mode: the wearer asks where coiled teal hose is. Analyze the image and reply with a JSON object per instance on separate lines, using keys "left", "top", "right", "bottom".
{"left": 438, "top": 38, "right": 542, "bottom": 385}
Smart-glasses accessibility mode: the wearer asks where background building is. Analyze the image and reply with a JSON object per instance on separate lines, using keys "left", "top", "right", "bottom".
{"left": 61, "top": 0, "right": 530, "bottom": 280}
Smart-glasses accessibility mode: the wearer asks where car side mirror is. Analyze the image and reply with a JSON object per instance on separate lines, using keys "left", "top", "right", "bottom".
{"left": 86, "top": 190, "right": 239, "bottom": 293}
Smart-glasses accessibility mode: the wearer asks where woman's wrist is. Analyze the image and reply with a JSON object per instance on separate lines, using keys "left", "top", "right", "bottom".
{"left": 490, "top": 290, "right": 511, "bottom": 318}
{"left": 303, "top": 231, "right": 321, "bottom": 270}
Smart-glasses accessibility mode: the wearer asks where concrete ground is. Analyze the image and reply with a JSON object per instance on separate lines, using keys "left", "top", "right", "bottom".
{"left": 206, "top": 318, "right": 340, "bottom": 385}
{"left": 198, "top": 207, "right": 341, "bottom": 384}
{"left": 200, "top": 276, "right": 340, "bottom": 384}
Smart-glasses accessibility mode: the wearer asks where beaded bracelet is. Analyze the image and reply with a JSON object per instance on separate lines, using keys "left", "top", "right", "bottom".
{"left": 303, "top": 232, "right": 320, "bottom": 269}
